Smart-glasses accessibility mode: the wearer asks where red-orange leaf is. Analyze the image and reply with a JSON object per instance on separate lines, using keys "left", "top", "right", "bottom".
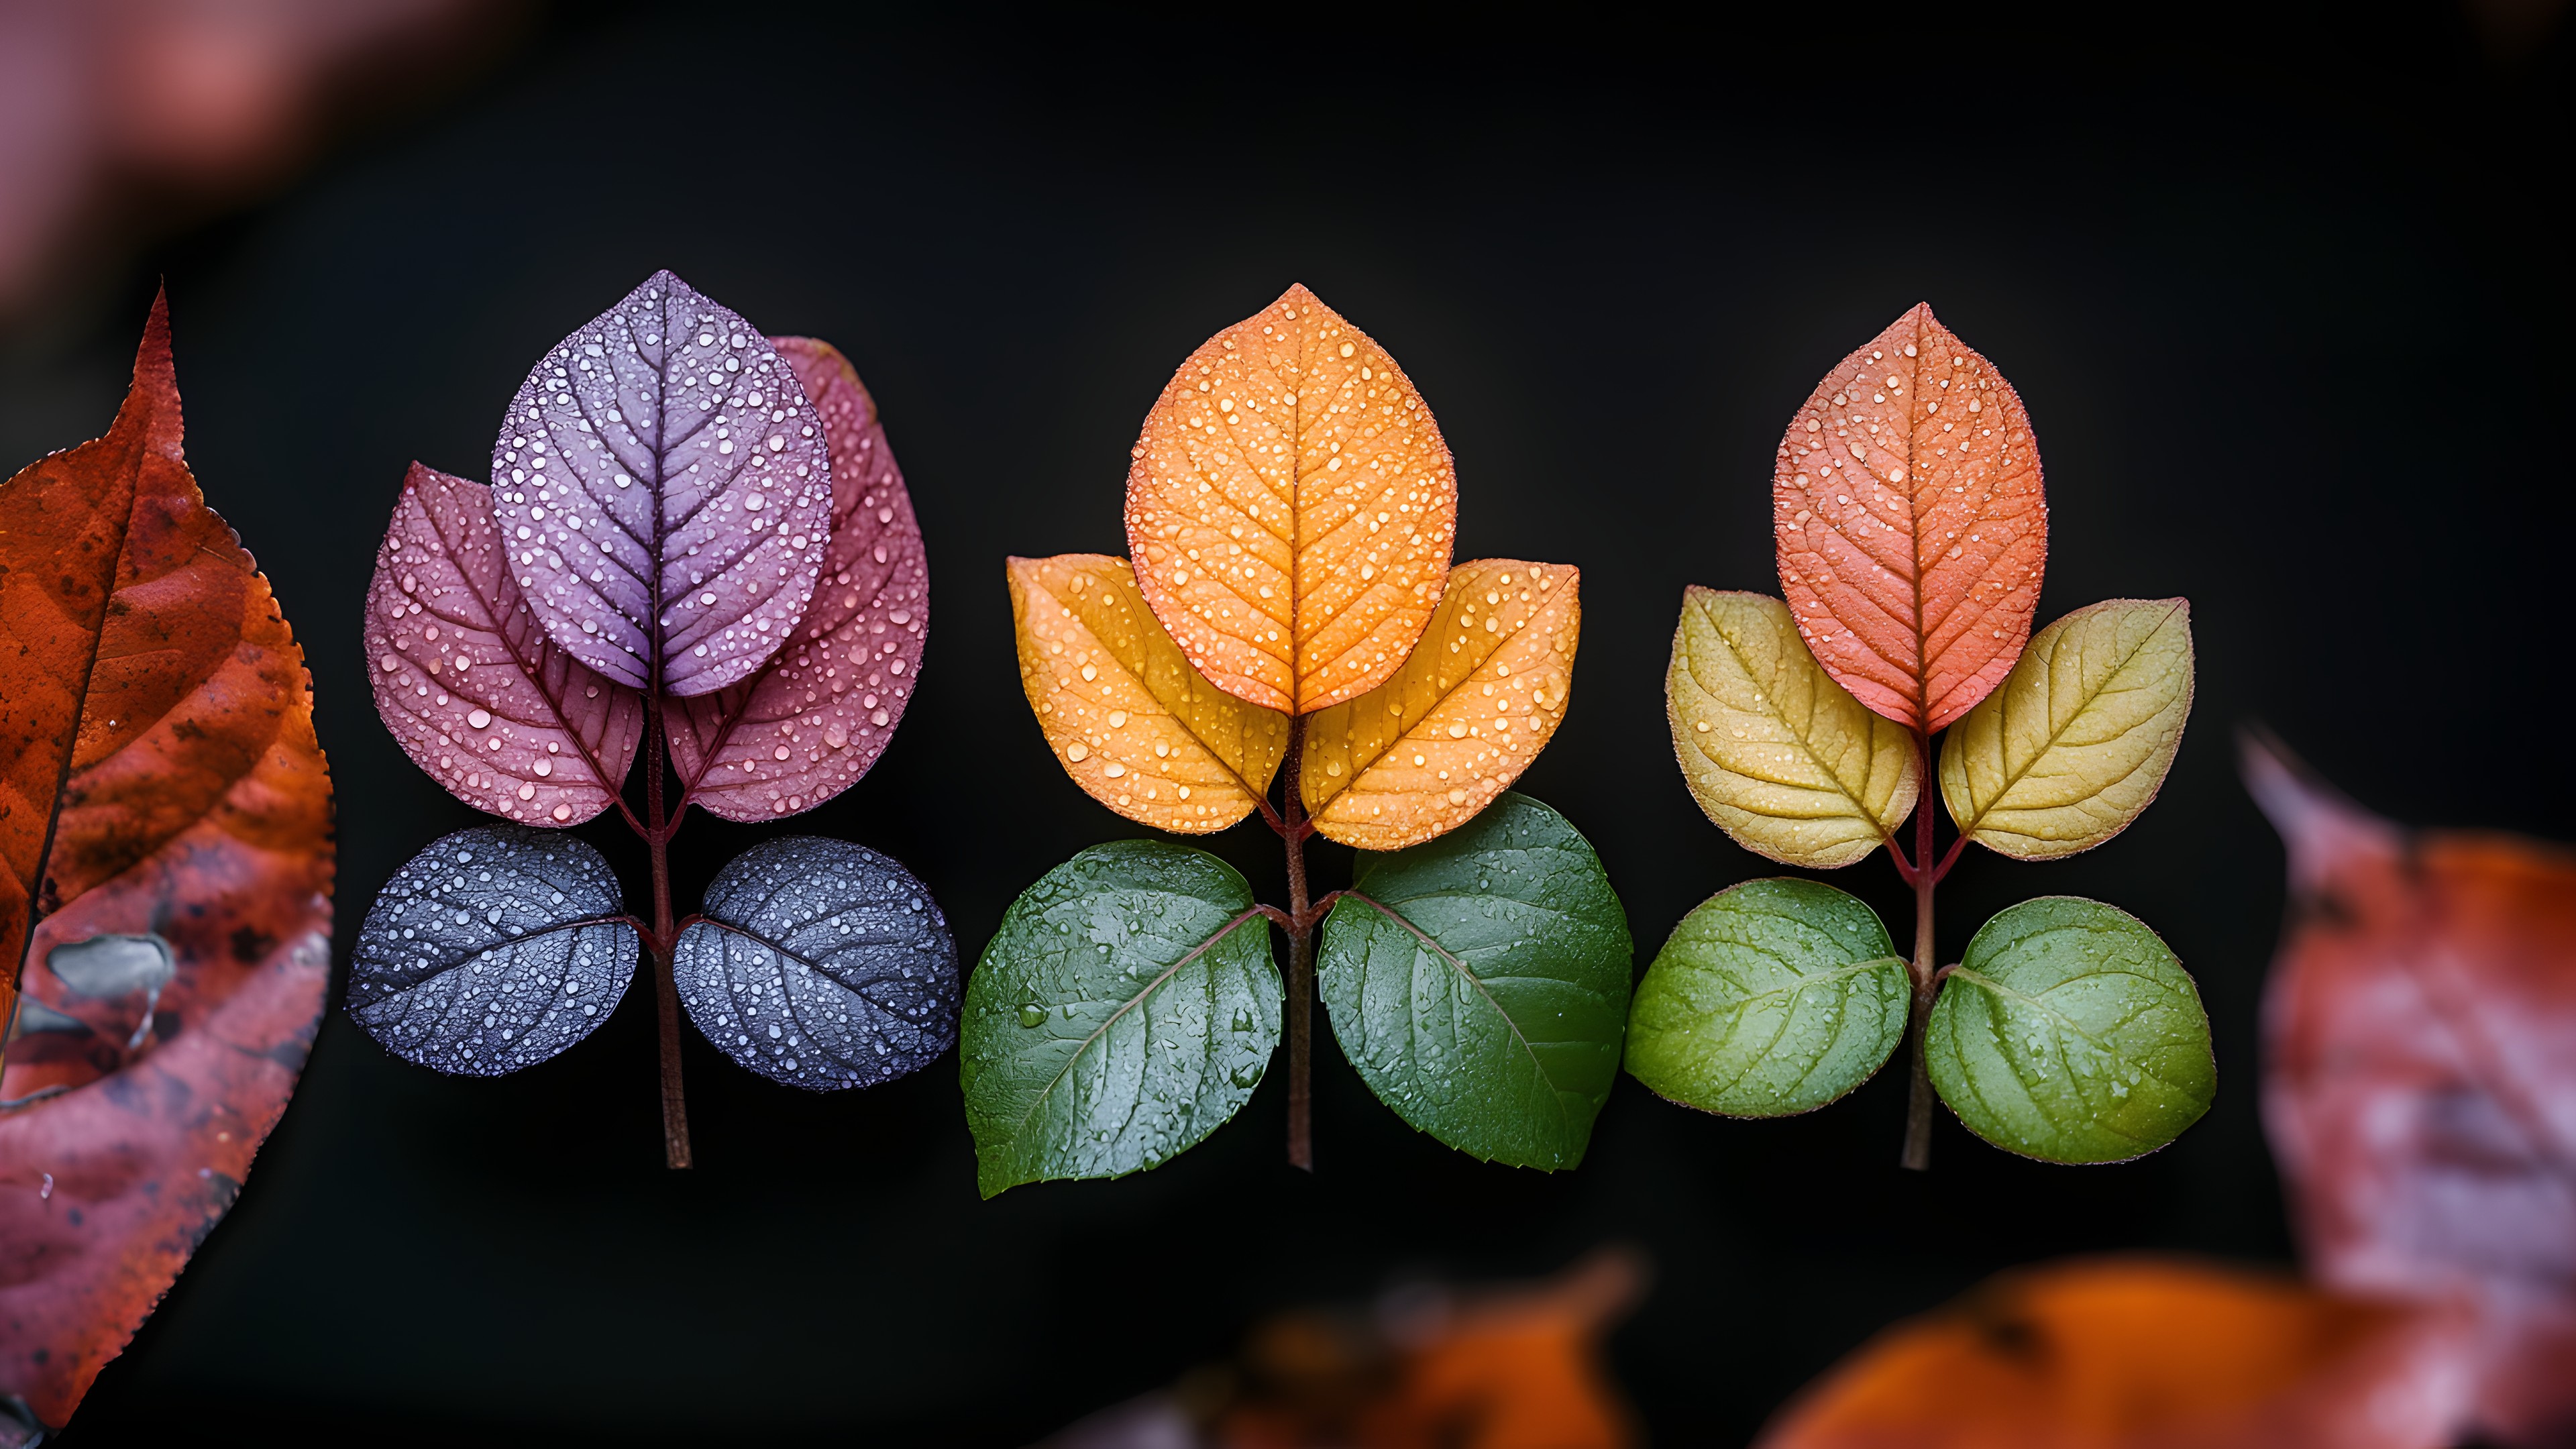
{"left": 1772, "top": 304, "right": 2047, "bottom": 732}
{"left": 2246, "top": 734, "right": 2576, "bottom": 1447}
{"left": 0, "top": 292, "right": 334, "bottom": 1436}
{"left": 1760, "top": 1258, "right": 2473, "bottom": 1449}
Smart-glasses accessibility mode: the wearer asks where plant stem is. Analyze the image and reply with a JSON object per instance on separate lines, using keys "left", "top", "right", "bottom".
{"left": 1281, "top": 714, "right": 1314, "bottom": 1172}
{"left": 1901, "top": 726, "right": 1937, "bottom": 1172}
{"left": 643, "top": 704, "right": 692, "bottom": 1171}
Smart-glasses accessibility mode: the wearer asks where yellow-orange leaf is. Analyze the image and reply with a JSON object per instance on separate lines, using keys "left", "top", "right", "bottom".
{"left": 1302, "top": 561, "right": 1578, "bottom": 850}
{"left": 1774, "top": 304, "right": 2047, "bottom": 732}
{"left": 1007, "top": 553, "right": 1287, "bottom": 834}
{"left": 1124, "top": 284, "right": 1458, "bottom": 715}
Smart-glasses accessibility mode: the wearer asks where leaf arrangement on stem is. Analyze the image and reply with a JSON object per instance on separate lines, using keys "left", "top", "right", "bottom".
{"left": 353, "top": 270, "right": 953, "bottom": 1169}
{"left": 1625, "top": 304, "right": 2212, "bottom": 1168}
{"left": 964, "top": 285, "right": 1632, "bottom": 1195}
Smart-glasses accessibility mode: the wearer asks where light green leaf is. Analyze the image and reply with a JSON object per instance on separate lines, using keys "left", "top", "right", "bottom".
{"left": 1318, "top": 793, "right": 1631, "bottom": 1170}
{"left": 960, "top": 840, "right": 1279, "bottom": 1197}
{"left": 1623, "top": 878, "right": 1909, "bottom": 1117}
{"left": 1666, "top": 588, "right": 1919, "bottom": 869}
{"left": 1927, "top": 896, "right": 2214, "bottom": 1164}
{"left": 1939, "top": 598, "right": 2194, "bottom": 860}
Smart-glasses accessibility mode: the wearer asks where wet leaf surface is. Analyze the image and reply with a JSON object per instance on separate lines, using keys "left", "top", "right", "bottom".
{"left": 346, "top": 825, "right": 635, "bottom": 1076}
{"left": 1625, "top": 878, "right": 1908, "bottom": 1118}
{"left": 1928, "top": 896, "right": 2214, "bottom": 1164}
{"left": 961, "top": 841, "right": 1279, "bottom": 1197}
{"left": 1319, "top": 795, "right": 1631, "bottom": 1169}
{"left": 1665, "top": 588, "right": 1917, "bottom": 868}
{"left": 675, "top": 835, "right": 957, "bottom": 1091}
{"left": 0, "top": 294, "right": 333, "bottom": 1434}
{"left": 366, "top": 462, "right": 643, "bottom": 827}
{"left": 667, "top": 337, "right": 927, "bottom": 820}
{"left": 1125, "top": 284, "right": 1458, "bottom": 714}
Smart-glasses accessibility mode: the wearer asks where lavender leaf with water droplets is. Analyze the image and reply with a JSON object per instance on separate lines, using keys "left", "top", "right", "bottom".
{"left": 366, "top": 463, "right": 644, "bottom": 826}
{"left": 674, "top": 836, "right": 959, "bottom": 1091}
{"left": 490, "top": 270, "right": 835, "bottom": 696}
{"left": 668, "top": 337, "right": 926, "bottom": 819}
{"left": 348, "top": 826, "right": 638, "bottom": 1076}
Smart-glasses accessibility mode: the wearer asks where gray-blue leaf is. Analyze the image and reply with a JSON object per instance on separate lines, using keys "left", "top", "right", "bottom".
{"left": 674, "top": 836, "right": 959, "bottom": 1091}
{"left": 349, "top": 825, "right": 638, "bottom": 1076}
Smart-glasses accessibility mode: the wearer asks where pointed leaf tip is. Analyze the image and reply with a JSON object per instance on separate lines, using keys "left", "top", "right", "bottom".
{"left": 2237, "top": 727, "right": 2400, "bottom": 894}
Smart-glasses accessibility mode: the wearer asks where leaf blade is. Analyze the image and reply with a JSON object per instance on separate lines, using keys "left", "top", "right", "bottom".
{"left": 1303, "top": 561, "right": 1580, "bottom": 850}
{"left": 1939, "top": 597, "right": 2194, "bottom": 859}
{"left": 1006, "top": 553, "right": 1287, "bottom": 833}
{"left": 1319, "top": 794, "right": 1631, "bottom": 1169}
{"left": 1773, "top": 305, "right": 2047, "bottom": 731}
{"left": 1666, "top": 588, "right": 1918, "bottom": 868}
{"left": 1927, "top": 896, "right": 2214, "bottom": 1163}
{"left": 960, "top": 841, "right": 1280, "bottom": 1195}
{"left": 1625, "top": 878, "right": 1909, "bottom": 1117}
{"left": 1125, "top": 284, "right": 1459, "bottom": 714}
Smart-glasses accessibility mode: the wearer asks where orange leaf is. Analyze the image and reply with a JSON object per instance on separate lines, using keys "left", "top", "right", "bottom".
{"left": 1773, "top": 304, "right": 2047, "bottom": 731}
{"left": 2245, "top": 734, "right": 2576, "bottom": 1447}
{"left": 1008, "top": 553, "right": 1288, "bottom": 833}
{"left": 1126, "top": 284, "right": 1458, "bottom": 714}
{"left": 0, "top": 292, "right": 334, "bottom": 1434}
{"left": 1759, "top": 1258, "right": 2473, "bottom": 1449}
{"left": 1301, "top": 561, "right": 1579, "bottom": 850}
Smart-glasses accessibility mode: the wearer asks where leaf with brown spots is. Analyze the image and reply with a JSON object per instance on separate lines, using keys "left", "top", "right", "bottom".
{"left": 1301, "top": 561, "right": 1579, "bottom": 851}
{"left": 1773, "top": 304, "right": 2047, "bottom": 732}
{"left": 1124, "top": 284, "right": 1459, "bottom": 715}
{"left": 1007, "top": 553, "right": 1287, "bottom": 835}
{"left": 0, "top": 292, "right": 335, "bottom": 1438}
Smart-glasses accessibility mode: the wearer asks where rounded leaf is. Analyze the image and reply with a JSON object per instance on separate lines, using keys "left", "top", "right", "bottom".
{"left": 674, "top": 836, "right": 958, "bottom": 1091}
{"left": 1666, "top": 588, "right": 1917, "bottom": 868}
{"left": 1124, "top": 284, "right": 1458, "bottom": 714}
{"left": 1927, "top": 896, "right": 2214, "bottom": 1163}
{"left": 1625, "top": 879, "right": 1909, "bottom": 1117}
{"left": 491, "top": 270, "right": 834, "bottom": 696}
{"left": 348, "top": 826, "right": 638, "bottom": 1076}
{"left": 1302, "top": 561, "right": 1580, "bottom": 851}
{"left": 1319, "top": 794, "right": 1632, "bottom": 1169}
{"left": 1939, "top": 598, "right": 2194, "bottom": 859}
{"left": 961, "top": 841, "right": 1280, "bottom": 1196}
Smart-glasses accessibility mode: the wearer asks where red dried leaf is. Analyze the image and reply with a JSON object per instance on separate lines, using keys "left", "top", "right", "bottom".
{"left": 2246, "top": 735, "right": 2576, "bottom": 1447}
{"left": 1773, "top": 305, "right": 2047, "bottom": 731}
{"left": 0, "top": 292, "right": 334, "bottom": 1435}
{"left": 366, "top": 462, "right": 643, "bottom": 827}
{"left": 667, "top": 337, "right": 926, "bottom": 820}
{"left": 1758, "top": 1258, "right": 2473, "bottom": 1449}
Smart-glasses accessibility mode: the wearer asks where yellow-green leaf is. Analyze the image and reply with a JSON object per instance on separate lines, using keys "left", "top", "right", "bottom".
{"left": 1666, "top": 588, "right": 1917, "bottom": 868}
{"left": 1939, "top": 598, "right": 2193, "bottom": 860}
{"left": 1006, "top": 553, "right": 1287, "bottom": 834}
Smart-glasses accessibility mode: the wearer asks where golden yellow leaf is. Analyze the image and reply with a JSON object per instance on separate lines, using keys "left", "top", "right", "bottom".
{"left": 1301, "top": 561, "right": 1578, "bottom": 850}
{"left": 1666, "top": 588, "right": 1917, "bottom": 868}
{"left": 1124, "top": 284, "right": 1459, "bottom": 715}
{"left": 1939, "top": 598, "right": 2194, "bottom": 860}
{"left": 1006, "top": 554, "right": 1288, "bottom": 834}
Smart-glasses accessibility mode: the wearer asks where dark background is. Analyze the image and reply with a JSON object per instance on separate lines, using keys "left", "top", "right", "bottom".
{"left": 3, "top": 2, "right": 2570, "bottom": 1442}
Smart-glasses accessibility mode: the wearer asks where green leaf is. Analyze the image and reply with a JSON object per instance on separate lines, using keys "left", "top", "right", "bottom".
{"left": 1927, "top": 896, "right": 2214, "bottom": 1164}
{"left": 960, "top": 839, "right": 1279, "bottom": 1197}
{"left": 1623, "top": 878, "right": 1909, "bottom": 1117}
{"left": 1318, "top": 793, "right": 1632, "bottom": 1170}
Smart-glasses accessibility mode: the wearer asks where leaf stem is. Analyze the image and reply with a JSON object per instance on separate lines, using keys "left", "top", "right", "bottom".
{"left": 1281, "top": 713, "right": 1314, "bottom": 1173}
{"left": 643, "top": 703, "right": 693, "bottom": 1171}
{"left": 1902, "top": 725, "right": 1938, "bottom": 1172}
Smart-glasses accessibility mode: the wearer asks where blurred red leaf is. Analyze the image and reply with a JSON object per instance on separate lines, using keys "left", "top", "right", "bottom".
{"left": 2246, "top": 733, "right": 2576, "bottom": 1447}
{"left": 0, "top": 292, "right": 333, "bottom": 1437}
{"left": 1758, "top": 1258, "right": 2473, "bottom": 1449}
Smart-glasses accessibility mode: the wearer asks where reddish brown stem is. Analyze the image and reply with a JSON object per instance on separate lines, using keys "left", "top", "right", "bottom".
{"left": 1281, "top": 714, "right": 1315, "bottom": 1172}
{"left": 1901, "top": 726, "right": 1938, "bottom": 1171}
{"left": 642, "top": 704, "right": 692, "bottom": 1170}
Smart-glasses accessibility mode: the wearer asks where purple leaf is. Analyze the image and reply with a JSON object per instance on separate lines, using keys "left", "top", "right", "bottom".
{"left": 490, "top": 270, "right": 835, "bottom": 698}
{"left": 667, "top": 337, "right": 928, "bottom": 820}
{"left": 366, "top": 462, "right": 645, "bottom": 826}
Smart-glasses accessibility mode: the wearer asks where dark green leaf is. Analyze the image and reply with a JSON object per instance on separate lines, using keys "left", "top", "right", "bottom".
{"left": 1318, "top": 794, "right": 1631, "bottom": 1170}
{"left": 960, "top": 840, "right": 1279, "bottom": 1196}
{"left": 1624, "top": 878, "right": 1908, "bottom": 1116}
{"left": 1927, "top": 896, "right": 2214, "bottom": 1163}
